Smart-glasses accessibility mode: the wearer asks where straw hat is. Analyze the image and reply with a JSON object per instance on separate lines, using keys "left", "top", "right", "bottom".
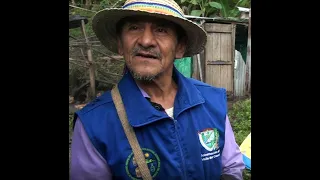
{"left": 92, "top": 0, "right": 207, "bottom": 57}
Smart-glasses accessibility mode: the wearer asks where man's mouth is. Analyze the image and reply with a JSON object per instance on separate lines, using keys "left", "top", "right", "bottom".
{"left": 135, "top": 52, "right": 159, "bottom": 60}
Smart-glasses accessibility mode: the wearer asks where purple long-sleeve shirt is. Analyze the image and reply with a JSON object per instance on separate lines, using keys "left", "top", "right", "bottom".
{"left": 70, "top": 88, "right": 245, "bottom": 180}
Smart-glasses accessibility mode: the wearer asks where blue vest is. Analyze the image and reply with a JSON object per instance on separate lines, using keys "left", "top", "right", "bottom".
{"left": 75, "top": 67, "right": 227, "bottom": 180}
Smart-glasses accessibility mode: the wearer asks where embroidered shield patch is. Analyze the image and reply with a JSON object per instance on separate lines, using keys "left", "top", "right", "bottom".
{"left": 198, "top": 128, "right": 219, "bottom": 152}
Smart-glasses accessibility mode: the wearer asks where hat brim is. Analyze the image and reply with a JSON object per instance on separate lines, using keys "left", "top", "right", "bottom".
{"left": 92, "top": 8, "right": 207, "bottom": 57}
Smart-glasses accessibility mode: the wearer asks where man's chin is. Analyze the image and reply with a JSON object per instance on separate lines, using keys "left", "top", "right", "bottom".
{"left": 130, "top": 70, "right": 161, "bottom": 81}
{"left": 133, "top": 73, "right": 157, "bottom": 81}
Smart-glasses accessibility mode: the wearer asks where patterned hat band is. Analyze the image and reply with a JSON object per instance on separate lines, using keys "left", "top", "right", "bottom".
{"left": 123, "top": 2, "right": 185, "bottom": 19}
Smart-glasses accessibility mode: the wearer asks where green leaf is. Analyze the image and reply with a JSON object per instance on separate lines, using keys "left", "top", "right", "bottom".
{"left": 237, "top": 0, "right": 250, "bottom": 7}
{"left": 181, "top": 0, "right": 186, "bottom": 4}
{"left": 209, "top": 2, "right": 222, "bottom": 9}
{"left": 229, "top": 9, "right": 240, "bottom": 17}
{"left": 190, "top": 0, "right": 198, "bottom": 5}
{"left": 217, "top": 0, "right": 230, "bottom": 17}
{"left": 190, "top": 10, "right": 203, "bottom": 16}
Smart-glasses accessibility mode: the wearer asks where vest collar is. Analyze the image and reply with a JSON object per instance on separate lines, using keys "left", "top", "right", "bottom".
{"left": 117, "top": 67, "right": 205, "bottom": 127}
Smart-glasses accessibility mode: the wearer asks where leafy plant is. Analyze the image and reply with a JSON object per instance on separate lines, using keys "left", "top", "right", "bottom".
{"left": 99, "top": 0, "right": 125, "bottom": 9}
{"left": 228, "top": 98, "right": 251, "bottom": 180}
{"left": 177, "top": 0, "right": 249, "bottom": 18}
{"left": 179, "top": 0, "right": 221, "bottom": 17}
{"left": 228, "top": 98, "right": 251, "bottom": 144}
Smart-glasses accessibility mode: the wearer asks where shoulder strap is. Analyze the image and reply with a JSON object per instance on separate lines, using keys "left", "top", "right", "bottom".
{"left": 111, "top": 85, "right": 152, "bottom": 180}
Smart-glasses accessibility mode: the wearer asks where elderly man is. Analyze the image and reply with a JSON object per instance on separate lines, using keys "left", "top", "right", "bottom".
{"left": 70, "top": 0, "right": 245, "bottom": 179}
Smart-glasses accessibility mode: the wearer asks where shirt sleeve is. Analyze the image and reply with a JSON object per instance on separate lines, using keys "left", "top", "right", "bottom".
{"left": 70, "top": 118, "right": 113, "bottom": 180}
{"left": 221, "top": 115, "right": 245, "bottom": 179}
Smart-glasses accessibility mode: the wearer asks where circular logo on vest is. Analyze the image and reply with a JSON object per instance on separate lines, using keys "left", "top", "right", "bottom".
{"left": 125, "top": 148, "right": 160, "bottom": 179}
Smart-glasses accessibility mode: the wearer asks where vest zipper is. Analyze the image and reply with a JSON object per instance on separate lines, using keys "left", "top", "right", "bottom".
{"left": 173, "top": 119, "right": 187, "bottom": 179}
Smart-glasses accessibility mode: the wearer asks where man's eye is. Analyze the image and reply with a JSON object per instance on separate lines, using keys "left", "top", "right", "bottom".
{"left": 156, "top": 28, "right": 167, "bottom": 33}
{"left": 128, "top": 25, "right": 139, "bottom": 31}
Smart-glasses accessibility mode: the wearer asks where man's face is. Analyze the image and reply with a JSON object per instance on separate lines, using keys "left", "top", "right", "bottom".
{"left": 117, "top": 16, "right": 186, "bottom": 81}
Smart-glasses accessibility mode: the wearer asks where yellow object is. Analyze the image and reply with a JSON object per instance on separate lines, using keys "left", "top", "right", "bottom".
{"left": 240, "top": 133, "right": 251, "bottom": 159}
{"left": 240, "top": 133, "right": 251, "bottom": 170}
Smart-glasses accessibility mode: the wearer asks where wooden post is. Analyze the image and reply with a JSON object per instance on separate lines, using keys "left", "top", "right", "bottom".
{"left": 246, "top": 9, "right": 251, "bottom": 94}
{"left": 191, "top": 53, "right": 204, "bottom": 81}
{"left": 231, "top": 22, "right": 236, "bottom": 100}
{"left": 197, "top": 54, "right": 203, "bottom": 82}
{"left": 192, "top": 54, "right": 199, "bottom": 80}
{"left": 80, "top": 20, "right": 96, "bottom": 100}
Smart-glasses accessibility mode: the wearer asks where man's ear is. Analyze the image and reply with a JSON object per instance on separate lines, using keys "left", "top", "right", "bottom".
{"left": 117, "top": 37, "right": 123, "bottom": 55}
{"left": 175, "top": 37, "right": 187, "bottom": 59}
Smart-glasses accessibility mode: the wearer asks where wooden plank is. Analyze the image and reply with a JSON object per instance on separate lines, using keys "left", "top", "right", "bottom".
{"left": 197, "top": 54, "right": 203, "bottom": 81}
{"left": 206, "top": 65, "right": 221, "bottom": 87}
{"left": 192, "top": 55, "right": 199, "bottom": 80}
{"left": 204, "top": 23, "right": 233, "bottom": 33}
{"left": 220, "top": 65, "right": 233, "bottom": 93}
{"left": 207, "top": 61, "right": 232, "bottom": 65}
{"left": 204, "top": 33, "right": 211, "bottom": 83}
{"left": 207, "top": 33, "right": 221, "bottom": 61}
{"left": 204, "top": 32, "right": 221, "bottom": 85}
{"left": 219, "top": 28, "right": 233, "bottom": 96}
{"left": 200, "top": 51, "right": 205, "bottom": 81}
{"left": 220, "top": 33, "right": 232, "bottom": 62}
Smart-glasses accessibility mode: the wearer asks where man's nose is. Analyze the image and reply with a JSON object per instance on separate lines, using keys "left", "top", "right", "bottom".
{"left": 137, "top": 25, "right": 157, "bottom": 48}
